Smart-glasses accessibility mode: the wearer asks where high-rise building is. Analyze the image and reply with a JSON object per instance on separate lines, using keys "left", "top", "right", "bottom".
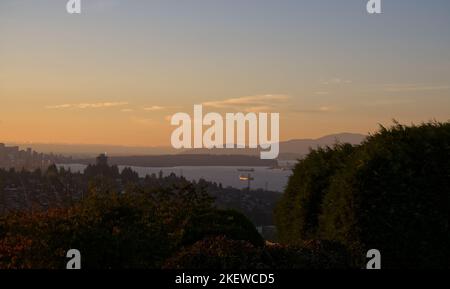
{"left": 96, "top": 153, "right": 108, "bottom": 166}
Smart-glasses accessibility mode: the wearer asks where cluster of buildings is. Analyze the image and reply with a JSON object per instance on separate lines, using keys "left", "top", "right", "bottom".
{"left": 0, "top": 143, "right": 64, "bottom": 171}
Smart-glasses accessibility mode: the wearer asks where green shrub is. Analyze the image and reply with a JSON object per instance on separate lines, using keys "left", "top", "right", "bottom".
{"left": 181, "top": 209, "right": 264, "bottom": 247}
{"left": 320, "top": 122, "right": 450, "bottom": 268}
{"left": 0, "top": 193, "right": 170, "bottom": 269}
{"left": 276, "top": 121, "right": 450, "bottom": 268}
{"left": 163, "top": 236, "right": 268, "bottom": 270}
{"left": 275, "top": 144, "right": 355, "bottom": 242}
{"left": 266, "top": 239, "right": 353, "bottom": 269}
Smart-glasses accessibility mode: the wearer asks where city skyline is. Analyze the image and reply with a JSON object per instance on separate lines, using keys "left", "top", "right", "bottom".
{"left": 1, "top": 0, "right": 450, "bottom": 146}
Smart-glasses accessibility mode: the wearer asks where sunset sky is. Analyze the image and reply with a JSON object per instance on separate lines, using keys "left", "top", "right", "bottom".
{"left": 1, "top": 0, "right": 450, "bottom": 147}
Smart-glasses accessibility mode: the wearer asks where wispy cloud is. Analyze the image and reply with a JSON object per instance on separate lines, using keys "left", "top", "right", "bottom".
{"left": 143, "top": 106, "right": 165, "bottom": 111}
{"left": 384, "top": 84, "right": 450, "bottom": 92}
{"left": 291, "top": 106, "right": 337, "bottom": 113}
{"left": 46, "top": 102, "right": 129, "bottom": 109}
{"left": 363, "top": 98, "right": 414, "bottom": 107}
{"left": 321, "top": 78, "right": 352, "bottom": 85}
{"left": 318, "top": 106, "right": 333, "bottom": 112}
{"left": 130, "top": 116, "right": 157, "bottom": 126}
{"left": 46, "top": 104, "right": 72, "bottom": 109}
{"left": 244, "top": 106, "right": 273, "bottom": 113}
{"left": 203, "top": 94, "right": 290, "bottom": 111}
{"left": 121, "top": 108, "right": 134, "bottom": 113}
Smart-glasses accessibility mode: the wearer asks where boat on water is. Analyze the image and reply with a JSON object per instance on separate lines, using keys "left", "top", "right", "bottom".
{"left": 239, "top": 175, "right": 254, "bottom": 181}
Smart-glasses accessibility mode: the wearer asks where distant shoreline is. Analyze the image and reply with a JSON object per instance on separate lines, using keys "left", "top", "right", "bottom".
{"left": 63, "top": 154, "right": 278, "bottom": 168}
{"left": 58, "top": 163, "right": 292, "bottom": 192}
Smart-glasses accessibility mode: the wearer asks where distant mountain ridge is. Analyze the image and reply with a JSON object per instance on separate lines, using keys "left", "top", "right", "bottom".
{"left": 181, "top": 133, "right": 367, "bottom": 160}
{"left": 7, "top": 133, "right": 366, "bottom": 160}
{"left": 67, "top": 154, "right": 277, "bottom": 168}
{"left": 278, "top": 133, "right": 366, "bottom": 159}
{"left": 5, "top": 143, "right": 176, "bottom": 158}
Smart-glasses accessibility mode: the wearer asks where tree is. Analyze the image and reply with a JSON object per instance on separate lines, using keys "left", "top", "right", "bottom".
{"left": 121, "top": 167, "right": 139, "bottom": 184}
{"left": 276, "top": 121, "right": 450, "bottom": 268}
{"left": 163, "top": 236, "right": 267, "bottom": 270}
{"left": 0, "top": 192, "right": 171, "bottom": 269}
{"left": 181, "top": 209, "right": 265, "bottom": 247}
{"left": 320, "top": 122, "right": 450, "bottom": 268}
{"left": 274, "top": 143, "right": 355, "bottom": 242}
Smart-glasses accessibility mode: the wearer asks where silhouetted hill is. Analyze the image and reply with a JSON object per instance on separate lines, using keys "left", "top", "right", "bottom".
{"left": 67, "top": 154, "right": 277, "bottom": 167}
{"left": 9, "top": 133, "right": 366, "bottom": 160}
{"left": 6, "top": 143, "right": 175, "bottom": 158}
{"left": 278, "top": 133, "right": 366, "bottom": 159}
{"left": 181, "top": 133, "right": 367, "bottom": 160}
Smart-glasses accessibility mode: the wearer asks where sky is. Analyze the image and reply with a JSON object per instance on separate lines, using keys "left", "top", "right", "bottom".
{"left": 1, "top": 0, "right": 450, "bottom": 147}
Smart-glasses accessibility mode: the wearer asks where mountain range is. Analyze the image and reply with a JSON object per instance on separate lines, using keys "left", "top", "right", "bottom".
{"left": 180, "top": 133, "right": 366, "bottom": 160}
{"left": 7, "top": 133, "right": 366, "bottom": 160}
